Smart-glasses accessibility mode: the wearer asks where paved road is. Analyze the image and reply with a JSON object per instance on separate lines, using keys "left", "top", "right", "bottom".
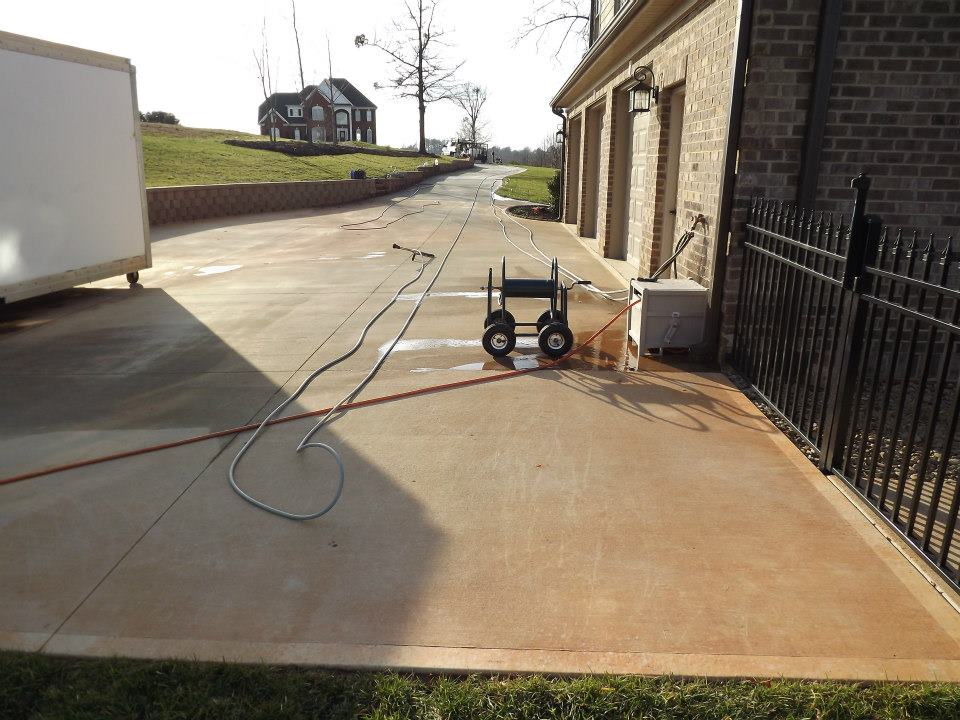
{"left": 2, "top": 165, "right": 960, "bottom": 679}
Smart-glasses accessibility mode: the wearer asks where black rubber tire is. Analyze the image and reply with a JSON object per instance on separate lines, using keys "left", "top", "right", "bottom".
{"left": 482, "top": 322, "right": 516, "bottom": 357}
{"left": 536, "top": 309, "right": 565, "bottom": 332}
{"left": 484, "top": 309, "right": 515, "bottom": 329}
{"left": 538, "top": 322, "right": 574, "bottom": 359}
{"left": 126, "top": 271, "right": 140, "bottom": 284}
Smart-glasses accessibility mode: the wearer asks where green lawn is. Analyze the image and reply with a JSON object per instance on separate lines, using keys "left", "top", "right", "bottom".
{"left": 140, "top": 123, "right": 452, "bottom": 187}
{"left": 495, "top": 165, "right": 558, "bottom": 205}
{"left": 4, "top": 652, "right": 960, "bottom": 720}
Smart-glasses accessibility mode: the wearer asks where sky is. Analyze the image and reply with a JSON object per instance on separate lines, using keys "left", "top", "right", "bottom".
{"left": 3, "top": 0, "right": 586, "bottom": 149}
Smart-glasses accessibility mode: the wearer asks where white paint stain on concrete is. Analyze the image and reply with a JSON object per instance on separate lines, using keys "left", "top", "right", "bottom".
{"left": 194, "top": 265, "right": 242, "bottom": 277}
{"left": 397, "top": 291, "right": 488, "bottom": 301}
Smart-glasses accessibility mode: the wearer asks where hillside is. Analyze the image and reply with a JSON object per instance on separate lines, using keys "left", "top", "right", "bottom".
{"left": 140, "top": 123, "right": 453, "bottom": 187}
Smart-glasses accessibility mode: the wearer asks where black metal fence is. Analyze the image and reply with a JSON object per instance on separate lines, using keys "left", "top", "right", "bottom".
{"left": 731, "top": 175, "right": 960, "bottom": 591}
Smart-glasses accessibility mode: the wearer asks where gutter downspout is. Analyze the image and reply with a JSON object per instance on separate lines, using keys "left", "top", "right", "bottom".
{"left": 552, "top": 106, "right": 566, "bottom": 220}
{"left": 588, "top": 0, "right": 598, "bottom": 46}
{"left": 706, "top": 0, "right": 755, "bottom": 360}
{"left": 797, "top": 0, "right": 842, "bottom": 208}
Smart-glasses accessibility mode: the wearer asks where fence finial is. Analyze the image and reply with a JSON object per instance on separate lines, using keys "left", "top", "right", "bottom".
{"left": 849, "top": 173, "right": 871, "bottom": 192}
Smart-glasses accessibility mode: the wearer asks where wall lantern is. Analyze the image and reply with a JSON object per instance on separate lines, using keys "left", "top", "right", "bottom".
{"left": 555, "top": 127, "right": 565, "bottom": 145}
{"left": 628, "top": 65, "right": 659, "bottom": 113}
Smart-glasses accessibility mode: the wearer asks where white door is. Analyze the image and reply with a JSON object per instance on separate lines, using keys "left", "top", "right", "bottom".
{"left": 624, "top": 111, "right": 649, "bottom": 270}
{"left": 592, "top": 111, "right": 605, "bottom": 237}
{"left": 294, "top": 128, "right": 301, "bottom": 141}
{"left": 661, "top": 88, "right": 685, "bottom": 276}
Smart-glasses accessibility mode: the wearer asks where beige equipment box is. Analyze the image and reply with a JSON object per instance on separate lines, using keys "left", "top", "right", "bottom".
{"left": 627, "top": 278, "right": 707, "bottom": 368}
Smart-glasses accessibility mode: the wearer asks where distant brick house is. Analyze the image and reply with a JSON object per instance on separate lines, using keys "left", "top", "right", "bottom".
{"left": 258, "top": 78, "right": 377, "bottom": 144}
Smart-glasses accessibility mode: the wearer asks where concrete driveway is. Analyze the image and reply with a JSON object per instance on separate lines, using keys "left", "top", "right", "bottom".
{"left": 3, "top": 165, "right": 960, "bottom": 680}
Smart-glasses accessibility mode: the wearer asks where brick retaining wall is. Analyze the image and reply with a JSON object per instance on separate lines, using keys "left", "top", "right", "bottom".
{"left": 146, "top": 159, "right": 473, "bottom": 226}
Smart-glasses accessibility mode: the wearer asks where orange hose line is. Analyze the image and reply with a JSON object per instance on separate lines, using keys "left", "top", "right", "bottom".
{"left": 0, "top": 300, "right": 639, "bottom": 487}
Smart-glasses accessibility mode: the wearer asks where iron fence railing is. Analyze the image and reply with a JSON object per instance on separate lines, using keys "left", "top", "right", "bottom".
{"left": 731, "top": 174, "right": 960, "bottom": 591}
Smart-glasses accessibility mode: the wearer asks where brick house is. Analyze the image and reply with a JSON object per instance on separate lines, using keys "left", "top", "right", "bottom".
{"left": 258, "top": 78, "right": 377, "bottom": 144}
{"left": 552, "top": 0, "right": 959, "bottom": 354}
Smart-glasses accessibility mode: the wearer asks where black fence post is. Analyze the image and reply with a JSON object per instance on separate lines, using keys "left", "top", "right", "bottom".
{"left": 819, "top": 174, "right": 878, "bottom": 471}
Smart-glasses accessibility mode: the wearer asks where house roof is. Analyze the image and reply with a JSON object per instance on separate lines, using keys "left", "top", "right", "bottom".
{"left": 330, "top": 78, "right": 376, "bottom": 109}
{"left": 257, "top": 92, "right": 304, "bottom": 124}
{"left": 550, "top": 0, "right": 693, "bottom": 109}
{"left": 302, "top": 82, "right": 348, "bottom": 105}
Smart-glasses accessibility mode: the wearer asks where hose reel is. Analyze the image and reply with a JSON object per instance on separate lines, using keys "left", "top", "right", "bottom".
{"left": 482, "top": 256, "right": 589, "bottom": 359}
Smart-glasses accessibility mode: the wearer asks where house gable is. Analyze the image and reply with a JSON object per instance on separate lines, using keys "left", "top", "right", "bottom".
{"left": 257, "top": 107, "right": 290, "bottom": 126}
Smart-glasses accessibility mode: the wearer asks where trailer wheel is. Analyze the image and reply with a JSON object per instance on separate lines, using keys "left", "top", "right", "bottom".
{"left": 484, "top": 309, "right": 515, "bottom": 329}
{"left": 538, "top": 323, "right": 573, "bottom": 359}
{"left": 536, "top": 310, "right": 564, "bottom": 332}
{"left": 482, "top": 322, "right": 516, "bottom": 357}
{"left": 126, "top": 272, "right": 139, "bottom": 284}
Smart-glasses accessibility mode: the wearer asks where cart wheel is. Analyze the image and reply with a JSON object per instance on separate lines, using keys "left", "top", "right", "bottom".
{"left": 538, "top": 322, "right": 573, "bottom": 359}
{"left": 535, "top": 310, "right": 565, "bottom": 332}
{"left": 126, "top": 271, "right": 140, "bottom": 284}
{"left": 482, "top": 322, "right": 516, "bottom": 357}
{"left": 484, "top": 309, "right": 515, "bottom": 329}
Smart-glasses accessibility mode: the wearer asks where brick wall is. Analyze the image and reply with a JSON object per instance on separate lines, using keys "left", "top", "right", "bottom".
{"left": 814, "top": 0, "right": 960, "bottom": 233}
{"left": 563, "top": 0, "right": 739, "bottom": 288}
{"left": 734, "top": 0, "right": 821, "bottom": 202}
{"left": 719, "top": 0, "right": 822, "bottom": 355}
{"left": 146, "top": 160, "right": 472, "bottom": 226}
{"left": 719, "top": 0, "right": 959, "bottom": 357}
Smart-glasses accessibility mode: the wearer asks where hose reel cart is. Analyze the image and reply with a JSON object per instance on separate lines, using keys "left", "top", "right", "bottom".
{"left": 482, "top": 256, "right": 589, "bottom": 359}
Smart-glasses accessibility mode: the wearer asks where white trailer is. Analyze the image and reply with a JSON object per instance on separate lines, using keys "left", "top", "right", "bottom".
{"left": 0, "top": 31, "right": 150, "bottom": 304}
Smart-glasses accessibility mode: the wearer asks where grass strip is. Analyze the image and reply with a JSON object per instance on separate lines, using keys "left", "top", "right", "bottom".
{"left": 495, "top": 165, "right": 557, "bottom": 205}
{"left": 3, "top": 651, "right": 960, "bottom": 719}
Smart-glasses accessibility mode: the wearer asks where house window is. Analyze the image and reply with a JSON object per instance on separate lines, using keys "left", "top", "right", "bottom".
{"left": 269, "top": 127, "right": 279, "bottom": 141}
{"left": 366, "top": 110, "right": 372, "bottom": 121}
{"left": 312, "top": 106, "right": 324, "bottom": 121}
{"left": 287, "top": 105, "right": 303, "bottom": 118}
{"left": 336, "top": 109, "right": 349, "bottom": 127}
{"left": 366, "top": 128, "right": 373, "bottom": 143}
{"left": 311, "top": 126, "right": 325, "bottom": 142}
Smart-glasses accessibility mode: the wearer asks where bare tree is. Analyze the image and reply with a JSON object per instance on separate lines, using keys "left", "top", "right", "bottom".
{"left": 253, "top": 18, "right": 275, "bottom": 101}
{"left": 356, "top": 0, "right": 463, "bottom": 154}
{"left": 539, "top": 134, "right": 561, "bottom": 168}
{"left": 453, "top": 83, "right": 489, "bottom": 146}
{"left": 290, "top": 0, "right": 306, "bottom": 91}
{"left": 516, "top": 0, "right": 589, "bottom": 58}
{"left": 325, "top": 34, "right": 337, "bottom": 144}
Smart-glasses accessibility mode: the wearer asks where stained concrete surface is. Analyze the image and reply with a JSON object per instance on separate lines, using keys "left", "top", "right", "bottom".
{"left": 2, "top": 166, "right": 960, "bottom": 679}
